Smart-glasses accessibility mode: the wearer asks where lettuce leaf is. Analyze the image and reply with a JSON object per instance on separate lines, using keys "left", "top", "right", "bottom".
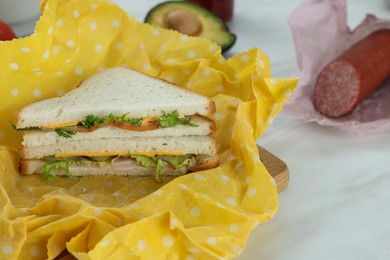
{"left": 79, "top": 113, "right": 143, "bottom": 129}
{"left": 131, "top": 155, "right": 158, "bottom": 167}
{"left": 42, "top": 156, "right": 122, "bottom": 181}
{"left": 55, "top": 128, "right": 75, "bottom": 138}
{"left": 41, "top": 153, "right": 190, "bottom": 183}
{"left": 13, "top": 110, "right": 196, "bottom": 141}
{"left": 158, "top": 154, "right": 192, "bottom": 169}
{"left": 42, "top": 159, "right": 78, "bottom": 182}
{"left": 156, "top": 158, "right": 165, "bottom": 183}
{"left": 157, "top": 110, "right": 197, "bottom": 128}
{"left": 130, "top": 154, "right": 168, "bottom": 182}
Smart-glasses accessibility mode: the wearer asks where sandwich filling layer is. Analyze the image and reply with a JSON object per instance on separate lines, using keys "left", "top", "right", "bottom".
{"left": 20, "top": 154, "right": 219, "bottom": 182}
{"left": 21, "top": 135, "right": 217, "bottom": 160}
{"left": 22, "top": 115, "right": 215, "bottom": 147}
{"left": 16, "top": 110, "right": 205, "bottom": 138}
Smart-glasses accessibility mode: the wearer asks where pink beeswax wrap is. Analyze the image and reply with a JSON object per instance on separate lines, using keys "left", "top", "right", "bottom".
{"left": 286, "top": 0, "right": 390, "bottom": 135}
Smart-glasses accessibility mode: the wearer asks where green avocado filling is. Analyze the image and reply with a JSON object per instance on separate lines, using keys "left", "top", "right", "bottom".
{"left": 12, "top": 110, "right": 197, "bottom": 138}
{"left": 42, "top": 154, "right": 193, "bottom": 182}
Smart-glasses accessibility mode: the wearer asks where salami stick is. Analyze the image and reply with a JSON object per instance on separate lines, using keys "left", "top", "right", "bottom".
{"left": 314, "top": 29, "right": 390, "bottom": 117}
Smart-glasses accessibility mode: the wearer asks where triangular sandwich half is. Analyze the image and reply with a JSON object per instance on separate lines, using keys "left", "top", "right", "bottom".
{"left": 16, "top": 67, "right": 219, "bottom": 181}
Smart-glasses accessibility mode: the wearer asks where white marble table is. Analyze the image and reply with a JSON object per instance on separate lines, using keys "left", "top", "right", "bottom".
{"left": 10, "top": 1, "right": 390, "bottom": 259}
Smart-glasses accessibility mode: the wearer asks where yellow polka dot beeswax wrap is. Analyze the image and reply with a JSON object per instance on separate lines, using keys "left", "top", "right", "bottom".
{"left": 0, "top": 0, "right": 298, "bottom": 259}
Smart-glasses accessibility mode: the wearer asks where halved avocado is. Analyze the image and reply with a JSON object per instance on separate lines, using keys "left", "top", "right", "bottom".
{"left": 145, "top": 1, "right": 236, "bottom": 53}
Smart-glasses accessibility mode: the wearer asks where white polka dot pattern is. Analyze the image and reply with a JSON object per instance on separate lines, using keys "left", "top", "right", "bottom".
{"left": 2, "top": 245, "right": 13, "bottom": 255}
{"left": 100, "top": 239, "right": 111, "bottom": 247}
{"left": 94, "top": 44, "right": 103, "bottom": 52}
{"left": 241, "top": 55, "right": 250, "bottom": 62}
{"left": 162, "top": 236, "right": 174, "bottom": 247}
{"left": 153, "top": 189, "right": 163, "bottom": 196}
{"left": 21, "top": 47, "right": 30, "bottom": 53}
{"left": 128, "top": 203, "right": 138, "bottom": 209}
{"left": 33, "top": 89, "right": 41, "bottom": 97}
{"left": 230, "top": 224, "right": 239, "bottom": 233}
{"left": 188, "top": 51, "right": 196, "bottom": 58}
{"left": 75, "top": 67, "right": 84, "bottom": 75}
{"left": 137, "top": 240, "right": 146, "bottom": 251}
{"left": 73, "top": 10, "right": 80, "bottom": 18}
{"left": 11, "top": 88, "right": 19, "bottom": 96}
{"left": 247, "top": 188, "right": 257, "bottom": 197}
{"left": 188, "top": 247, "right": 200, "bottom": 254}
{"left": 115, "top": 42, "right": 124, "bottom": 49}
{"left": 29, "top": 246, "right": 40, "bottom": 256}
{"left": 227, "top": 198, "right": 236, "bottom": 205}
{"left": 190, "top": 207, "right": 201, "bottom": 217}
{"left": 67, "top": 40, "right": 75, "bottom": 48}
{"left": 258, "top": 60, "right": 265, "bottom": 69}
{"left": 56, "top": 19, "right": 64, "bottom": 27}
{"left": 179, "top": 184, "right": 188, "bottom": 190}
{"left": 90, "top": 22, "right": 98, "bottom": 30}
{"left": 170, "top": 219, "right": 178, "bottom": 229}
{"left": 10, "top": 63, "right": 19, "bottom": 70}
{"left": 112, "top": 20, "right": 120, "bottom": 27}
{"left": 207, "top": 237, "right": 217, "bottom": 246}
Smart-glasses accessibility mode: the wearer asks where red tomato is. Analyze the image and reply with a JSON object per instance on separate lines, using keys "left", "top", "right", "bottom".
{"left": 0, "top": 19, "right": 16, "bottom": 41}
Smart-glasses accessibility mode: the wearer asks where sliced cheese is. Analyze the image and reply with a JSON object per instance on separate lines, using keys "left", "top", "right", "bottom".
{"left": 129, "top": 151, "right": 186, "bottom": 156}
{"left": 142, "top": 117, "right": 156, "bottom": 123}
{"left": 55, "top": 151, "right": 186, "bottom": 158}
{"left": 43, "top": 121, "right": 79, "bottom": 129}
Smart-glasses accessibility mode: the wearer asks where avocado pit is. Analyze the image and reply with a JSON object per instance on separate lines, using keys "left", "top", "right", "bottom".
{"left": 164, "top": 9, "right": 203, "bottom": 36}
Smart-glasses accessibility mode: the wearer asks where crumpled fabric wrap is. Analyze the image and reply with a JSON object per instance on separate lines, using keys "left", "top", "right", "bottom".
{"left": 0, "top": 0, "right": 298, "bottom": 259}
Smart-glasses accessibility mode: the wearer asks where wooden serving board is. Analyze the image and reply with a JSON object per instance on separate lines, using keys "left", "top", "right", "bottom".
{"left": 258, "top": 145, "right": 289, "bottom": 193}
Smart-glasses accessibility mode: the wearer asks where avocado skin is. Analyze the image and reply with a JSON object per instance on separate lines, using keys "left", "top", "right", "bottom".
{"left": 145, "top": 1, "right": 236, "bottom": 53}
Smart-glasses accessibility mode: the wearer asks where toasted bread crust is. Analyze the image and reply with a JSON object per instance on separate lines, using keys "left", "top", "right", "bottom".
{"left": 19, "top": 146, "right": 27, "bottom": 160}
{"left": 198, "top": 116, "right": 216, "bottom": 134}
{"left": 19, "top": 159, "right": 31, "bottom": 175}
{"left": 209, "top": 100, "right": 217, "bottom": 114}
{"left": 190, "top": 155, "right": 220, "bottom": 172}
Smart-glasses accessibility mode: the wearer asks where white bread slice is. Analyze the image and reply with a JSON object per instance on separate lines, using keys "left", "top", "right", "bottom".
{"left": 21, "top": 135, "right": 217, "bottom": 160}
{"left": 16, "top": 67, "right": 215, "bottom": 129}
{"left": 20, "top": 155, "right": 220, "bottom": 176}
{"left": 22, "top": 116, "right": 215, "bottom": 147}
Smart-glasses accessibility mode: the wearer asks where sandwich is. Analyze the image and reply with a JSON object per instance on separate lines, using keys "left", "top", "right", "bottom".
{"left": 15, "top": 67, "right": 219, "bottom": 181}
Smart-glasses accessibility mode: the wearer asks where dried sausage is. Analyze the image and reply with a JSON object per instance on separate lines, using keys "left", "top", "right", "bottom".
{"left": 314, "top": 29, "right": 390, "bottom": 117}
